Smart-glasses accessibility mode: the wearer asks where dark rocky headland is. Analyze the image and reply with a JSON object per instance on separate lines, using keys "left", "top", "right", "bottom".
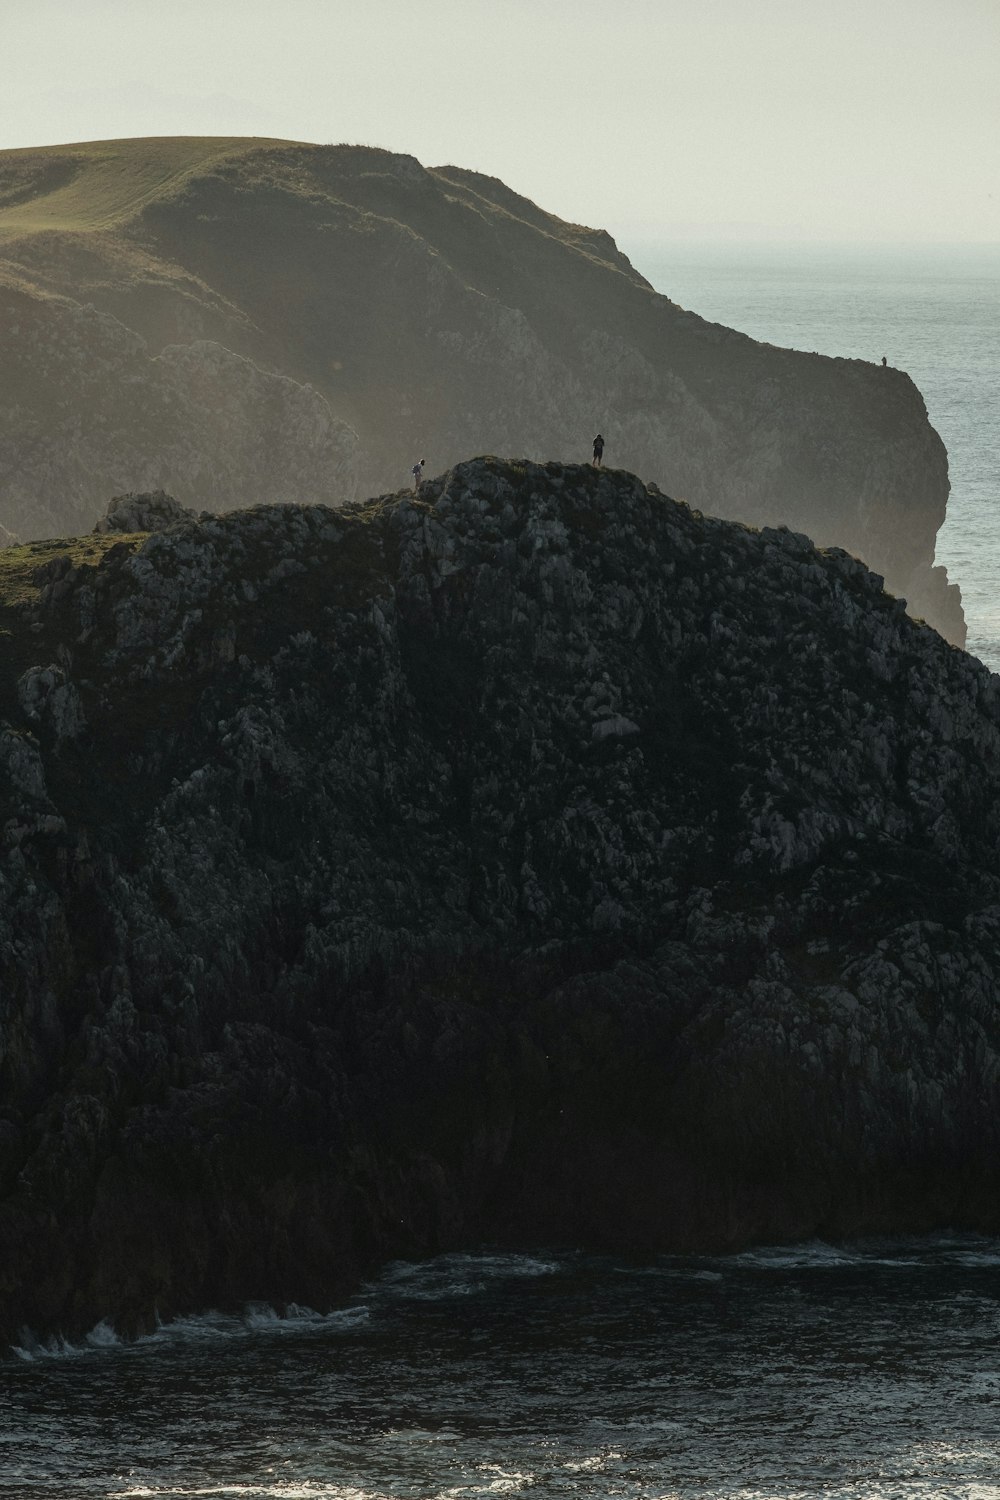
{"left": 1, "top": 458, "right": 998, "bottom": 1344}
{"left": 0, "top": 137, "right": 963, "bottom": 644}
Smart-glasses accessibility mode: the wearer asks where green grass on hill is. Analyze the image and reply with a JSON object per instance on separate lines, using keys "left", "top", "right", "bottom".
{"left": 0, "top": 136, "right": 296, "bottom": 240}
{"left": 0, "top": 532, "right": 146, "bottom": 606}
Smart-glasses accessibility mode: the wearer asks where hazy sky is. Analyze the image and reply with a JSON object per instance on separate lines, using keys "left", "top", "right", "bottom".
{"left": 4, "top": 0, "right": 998, "bottom": 246}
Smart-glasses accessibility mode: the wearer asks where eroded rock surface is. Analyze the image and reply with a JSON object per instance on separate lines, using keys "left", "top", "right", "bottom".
{"left": 0, "top": 457, "right": 997, "bottom": 1342}
{"left": 94, "top": 489, "right": 199, "bottom": 534}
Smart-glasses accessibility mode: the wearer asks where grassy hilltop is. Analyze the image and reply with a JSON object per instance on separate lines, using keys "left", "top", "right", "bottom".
{"left": 0, "top": 137, "right": 291, "bottom": 238}
{"left": 0, "top": 135, "right": 962, "bottom": 643}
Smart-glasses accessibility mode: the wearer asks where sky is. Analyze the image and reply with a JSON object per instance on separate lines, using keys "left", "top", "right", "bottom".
{"left": 3, "top": 0, "right": 998, "bottom": 247}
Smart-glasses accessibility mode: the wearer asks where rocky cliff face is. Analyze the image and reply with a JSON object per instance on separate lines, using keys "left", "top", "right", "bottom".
{"left": 0, "top": 458, "right": 997, "bottom": 1343}
{"left": 0, "top": 138, "right": 963, "bottom": 644}
{"left": 0, "top": 285, "right": 359, "bottom": 539}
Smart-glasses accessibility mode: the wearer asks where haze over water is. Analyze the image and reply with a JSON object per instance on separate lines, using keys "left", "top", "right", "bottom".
{"left": 632, "top": 241, "right": 1000, "bottom": 672}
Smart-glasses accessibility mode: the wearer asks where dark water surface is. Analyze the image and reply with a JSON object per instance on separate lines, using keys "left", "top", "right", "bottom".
{"left": 3, "top": 1239, "right": 1000, "bottom": 1498}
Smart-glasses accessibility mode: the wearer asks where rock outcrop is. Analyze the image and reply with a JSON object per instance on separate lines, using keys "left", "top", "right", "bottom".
{"left": 94, "top": 489, "right": 199, "bottom": 534}
{"left": 0, "top": 291, "right": 359, "bottom": 539}
{"left": 0, "top": 138, "right": 963, "bottom": 644}
{"left": 1, "top": 457, "right": 996, "bottom": 1344}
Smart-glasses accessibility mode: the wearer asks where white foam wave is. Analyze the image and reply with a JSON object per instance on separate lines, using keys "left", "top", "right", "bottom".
{"left": 9, "top": 1251, "right": 563, "bottom": 1358}
{"left": 472, "top": 1465, "right": 534, "bottom": 1495}
{"left": 724, "top": 1240, "right": 860, "bottom": 1270}
{"left": 373, "top": 1251, "right": 560, "bottom": 1301}
{"left": 112, "top": 1486, "right": 390, "bottom": 1499}
{"left": 718, "top": 1233, "right": 1000, "bottom": 1272}
{"left": 144, "top": 1302, "right": 371, "bottom": 1348}
{"left": 85, "top": 1317, "right": 124, "bottom": 1347}
{"left": 9, "top": 1301, "right": 370, "bottom": 1362}
{"left": 241, "top": 1301, "right": 370, "bottom": 1332}
{"left": 11, "top": 1328, "right": 90, "bottom": 1362}
{"left": 12, "top": 1315, "right": 125, "bottom": 1359}
{"left": 562, "top": 1450, "right": 624, "bottom": 1472}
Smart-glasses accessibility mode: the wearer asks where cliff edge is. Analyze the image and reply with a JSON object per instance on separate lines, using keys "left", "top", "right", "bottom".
{"left": 1, "top": 458, "right": 996, "bottom": 1343}
{"left": 0, "top": 138, "right": 964, "bottom": 645}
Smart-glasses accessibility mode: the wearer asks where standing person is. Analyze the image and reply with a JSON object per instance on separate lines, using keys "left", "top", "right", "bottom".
{"left": 592, "top": 434, "right": 605, "bottom": 466}
{"left": 411, "top": 458, "right": 425, "bottom": 491}
{"left": 881, "top": 356, "right": 888, "bottom": 367}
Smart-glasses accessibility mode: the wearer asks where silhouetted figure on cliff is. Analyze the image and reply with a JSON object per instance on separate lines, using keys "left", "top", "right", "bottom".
{"left": 881, "top": 356, "right": 887, "bottom": 367}
{"left": 592, "top": 434, "right": 605, "bottom": 466}
{"left": 411, "top": 459, "right": 425, "bottom": 491}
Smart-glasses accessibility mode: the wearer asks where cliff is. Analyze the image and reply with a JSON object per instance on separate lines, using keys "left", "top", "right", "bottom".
{"left": 0, "top": 286, "right": 359, "bottom": 539}
{"left": 0, "top": 137, "right": 963, "bottom": 644}
{"left": 1, "top": 458, "right": 997, "bottom": 1343}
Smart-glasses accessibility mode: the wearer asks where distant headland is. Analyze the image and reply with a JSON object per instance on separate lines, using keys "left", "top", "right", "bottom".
{"left": 0, "top": 136, "right": 962, "bottom": 644}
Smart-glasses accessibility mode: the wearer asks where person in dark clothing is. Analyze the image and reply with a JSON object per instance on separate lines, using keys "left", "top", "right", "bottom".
{"left": 592, "top": 434, "right": 605, "bottom": 465}
{"left": 881, "top": 356, "right": 887, "bottom": 367}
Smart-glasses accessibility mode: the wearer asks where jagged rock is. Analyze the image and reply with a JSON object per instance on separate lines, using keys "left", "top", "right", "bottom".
{"left": 0, "top": 726, "right": 49, "bottom": 803}
{"left": 94, "top": 489, "right": 197, "bottom": 534}
{"left": 0, "top": 457, "right": 997, "bottom": 1344}
{"left": 17, "top": 665, "right": 86, "bottom": 740}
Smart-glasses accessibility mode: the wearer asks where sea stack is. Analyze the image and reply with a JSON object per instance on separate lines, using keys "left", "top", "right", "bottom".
{"left": 0, "top": 458, "right": 997, "bottom": 1342}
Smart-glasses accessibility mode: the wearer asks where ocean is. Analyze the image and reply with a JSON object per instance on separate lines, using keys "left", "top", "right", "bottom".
{"left": 5, "top": 1240, "right": 1000, "bottom": 1499}
{"left": 3, "top": 246, "right": 1000, "bottom": 1499}
{"left": 630, "top": 241, "right": 1000, "bottom": 671}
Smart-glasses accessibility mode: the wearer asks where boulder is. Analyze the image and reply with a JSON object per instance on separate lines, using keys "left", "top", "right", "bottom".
{"left": 94, "top": 489, "right": 197, "bottom": 535}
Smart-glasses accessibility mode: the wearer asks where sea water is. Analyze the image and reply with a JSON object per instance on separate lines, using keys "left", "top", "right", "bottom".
{"left": 629, "top": 241, "right": 1000, "bottom": 671}
{"left": 3, "top": 248, "right": 1000, "bottom": 1499}
{"left": 4, "top": 1239, "right": 1000, "bottom": 1499}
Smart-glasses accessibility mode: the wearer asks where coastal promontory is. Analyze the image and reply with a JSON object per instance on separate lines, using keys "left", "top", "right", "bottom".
{"left": 1, "top": 458, "right": 998, "bottom": 1343}
{"left": 0, "top": 137, "right": 962, "bottom": 643}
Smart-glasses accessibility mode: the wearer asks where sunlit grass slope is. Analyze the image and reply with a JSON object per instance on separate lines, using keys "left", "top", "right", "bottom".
{"left": 0, "top": 136, "right": 293, "bottom": 239}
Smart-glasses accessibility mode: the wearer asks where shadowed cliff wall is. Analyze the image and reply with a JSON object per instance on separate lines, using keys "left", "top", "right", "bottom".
{"left": 0, "top": 459, "right": 996, "bottom": 1342}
